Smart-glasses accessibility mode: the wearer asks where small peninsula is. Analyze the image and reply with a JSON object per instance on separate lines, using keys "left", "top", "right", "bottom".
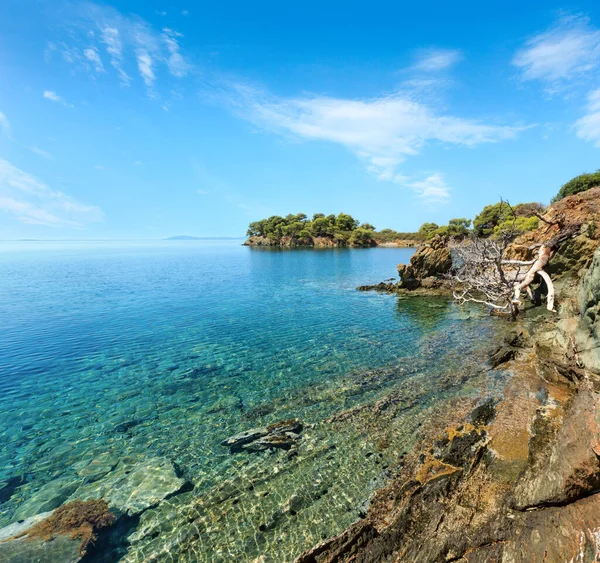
{"left": 244, "top": 212, "right": 422, "bottom": 248}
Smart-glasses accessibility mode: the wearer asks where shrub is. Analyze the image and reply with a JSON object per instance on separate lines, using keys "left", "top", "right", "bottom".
{"left": 348, "top": 228, "right": 375, "bottom": 246}
{"left": 553, "top": 170, "right": 600, "bottom": 202}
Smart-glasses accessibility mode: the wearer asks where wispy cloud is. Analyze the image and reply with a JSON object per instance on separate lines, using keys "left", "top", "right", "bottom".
{"left": 162, "top": 28, "right": 189, "bottom": 77}
{"left": 43, "top": 90, "right": 72, "bottom": 107}
{"left": 47, "top": 3, "right": 191, "bottom": 97}
{"left": 0, "top": 112, "right": 11, "bottom": 138}
{"left": 215, "top": 82, "right": 524, "bottom": 202}
{"left": 101, "top": 27, "right": 130, "bottom": 84}
{"left": 411, "top": 48, "right": 463, "bottom": 72}
{"left": 30, "top": 146, "right": 55, "bottom": 160}
{"left": 0, "top": 159, "right": 103, "bottom": 227}
{"left": 399, "top": 173, "right": 451, "bottom": 204}
{"left": 513, "top": 15, "right": 600, "bottom": 93}
{"left": 83, "top": 46, "right": 105, "bottom": 72}
{"left": 574, "top": 89, "right": 600, "bottom": 146}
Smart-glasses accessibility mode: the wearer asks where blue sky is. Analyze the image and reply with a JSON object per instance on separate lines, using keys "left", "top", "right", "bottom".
{"left": 1, "top": 1, "right": 600, "bottom": 239}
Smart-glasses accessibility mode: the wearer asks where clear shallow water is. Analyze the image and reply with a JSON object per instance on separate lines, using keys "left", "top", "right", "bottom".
{"left": 0, "top": 241, "right": 505, "bottom": 561}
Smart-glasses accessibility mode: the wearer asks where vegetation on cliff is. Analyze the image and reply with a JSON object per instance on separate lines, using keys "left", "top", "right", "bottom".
{"left": 553, "top": 169, "right": 600, "bottom": 202}
{"left": 245, "top": 212, "right": 423, "bottom": 247}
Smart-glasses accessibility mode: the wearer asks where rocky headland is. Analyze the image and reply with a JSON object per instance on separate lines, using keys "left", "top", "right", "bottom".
{"left": 296, "top": 189, "right": 600, "bottom": 562}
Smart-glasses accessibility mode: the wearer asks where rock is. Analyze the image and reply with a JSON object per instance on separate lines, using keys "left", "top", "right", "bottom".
{"left": 577, "top": 246, "right": 600, "bottom": 374}
{"left": 0, "top": 534, "right": 81, "bottom": 563}
{"left": 266, "top": 419, "right": 303, "bottom": 434}
{"left": 243, "top": 432, "right": 301, "bottom": 452}
{"left": 0, "top": 510, "right": 81, "bottom": 563}
{"left": 397, "top": 235, "right": 452, "bottom": 290}
{"left": 0, "top": 475, "right": 26, "bottom": 504}
{"left": 488, "top": 345, "right": 516, "bottom": 368}
{"left": 72, "top": 457, "right": 186, "bottom": 516}
{"left": 13, "top": 479, "right": 79, "bottom": 521}
{"left": 75, "top": 452, "right": 118, "bottom": 482}
{"left": 511, "top": 385, "right": 600, "bottom": 510}
{"left": 222, "top": 419, "right": 304, "bottom": 454}
{"left": 220, "top": 428, "right": 269, "bottom": 449}
{"left": 0, "top": 511, "right": 54, "bottom": 541}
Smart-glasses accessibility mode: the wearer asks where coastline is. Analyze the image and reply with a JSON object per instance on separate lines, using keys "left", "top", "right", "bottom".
{"left": 295, "top": 244, "right": 600, "bottom": 561}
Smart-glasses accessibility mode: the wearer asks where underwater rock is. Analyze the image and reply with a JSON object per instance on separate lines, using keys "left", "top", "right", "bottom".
{"left": 75, "top": 452, "right": 118, "bottom": 482}
{"left": 0, "top": 533, "right": 81, "bottom": 563}
{"left": 72, "top": 457, "right": 187, "bottom": 516}
{"left": 266, "top": 419, "right": 303, "bottom": 434}
{"left": 222, "top": 419, "right": 304, "bottom": 453}
{"left": 221, "top": 428, "right": 269, "bottom": 449}
{"left": 0, "top": 511, "right": 54, "bottom": 541}
{"left": 243, "top": 432, "right": 301, "bottom": 452}
{"left": 0, "top": 475, "right": 26, "bottom": 504}
{"left": 13, "top": 479, "right": 79, "bottom": 521}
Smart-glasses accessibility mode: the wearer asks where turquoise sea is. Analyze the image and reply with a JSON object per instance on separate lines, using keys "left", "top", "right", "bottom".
{"left": 0, "top": 241, "right": 506, "bottom": 562}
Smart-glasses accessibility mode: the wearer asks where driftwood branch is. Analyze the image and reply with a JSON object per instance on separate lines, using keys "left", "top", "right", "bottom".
{"left": 451, "top": 199, "right": 580, "bottom": 319}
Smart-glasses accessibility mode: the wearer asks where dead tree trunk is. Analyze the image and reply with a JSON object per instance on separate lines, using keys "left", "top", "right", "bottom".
{"left": 512, "top": 224, "right": 579, "bottom": 312}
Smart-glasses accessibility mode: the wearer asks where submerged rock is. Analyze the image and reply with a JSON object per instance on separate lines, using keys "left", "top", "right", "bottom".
{"left": 222, "top": 419, "right": 304, "bottom": 453}
{"left": 221, "top": 428, "right": 269, "bottom": 449}
{"left": 72, "top": 457, "right": 187, "bottom": 516}
{"left": 13, "top": 479, "right": 79, "bottom": 521}
{"left": 0, "top": 475, "right": 26, "bottom": 504}
{"left": 0, "top": 533, "right": 81, "bottom": 563}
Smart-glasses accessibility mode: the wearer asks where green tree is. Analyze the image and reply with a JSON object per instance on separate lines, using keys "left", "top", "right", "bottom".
{"left": 418, "top": 222, "right": 439, "bottom": 238}
{"left": 311, "top": 217, "right": 334, "bottom": 237}
{"left": 335, "top": 213, "right": 359, "bottom": 232}
{"left": 360, "top": 222, "right": 376, "bottom": 231}
{"left": 473, "top": 203, "right": 513, "bottom": 237}
{"left": 246, "top": 220, "right": 266, "bottom": 237}
{"left": 348, "top": 227, "right": 375, "bottom": 246}
{"left": 553, "top": 170, "right": 600, "bottom": 202}
{"left": 282, "top": 221, "right": 305, "bottom": 238}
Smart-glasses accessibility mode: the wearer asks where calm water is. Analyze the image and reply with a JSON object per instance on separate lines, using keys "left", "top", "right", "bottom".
{"left": 0, "top": 241, "right": 505, "bottom": 562}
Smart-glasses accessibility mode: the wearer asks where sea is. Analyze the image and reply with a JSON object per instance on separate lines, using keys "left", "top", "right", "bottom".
{"left": 0, "top": 240, "right": 506, "bottom": 562}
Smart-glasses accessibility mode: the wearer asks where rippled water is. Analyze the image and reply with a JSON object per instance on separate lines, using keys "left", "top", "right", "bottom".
{"left": 0, "top": 241, "right": 505, "bottom": 561}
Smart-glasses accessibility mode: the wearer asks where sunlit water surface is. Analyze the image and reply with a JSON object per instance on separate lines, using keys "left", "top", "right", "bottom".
{"left": 0, "top": 241, "right": 506, "bottom": 562}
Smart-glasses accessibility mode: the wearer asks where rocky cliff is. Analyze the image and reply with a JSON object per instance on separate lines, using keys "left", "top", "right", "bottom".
{"left": 299, "top": 192, "right": 600, "bottom": 562}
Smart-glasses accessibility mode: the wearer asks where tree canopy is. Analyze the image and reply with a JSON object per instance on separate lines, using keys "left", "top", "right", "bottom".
{"left": 246, "top": 212, "right": 377, "bottom": 246}
{"left": 552, "top": 170, "right": 600, "bottom": 202}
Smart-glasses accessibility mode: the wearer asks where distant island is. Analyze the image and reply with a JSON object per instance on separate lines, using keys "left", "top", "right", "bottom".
{"left": 165, "top": 236, "right": 244, "bottom": 241}
{"left": 244, "top": 213, "right": 423, "bottom": 248}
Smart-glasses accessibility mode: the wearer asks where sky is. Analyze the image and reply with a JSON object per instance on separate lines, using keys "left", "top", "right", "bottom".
{"left": 1, "top": 1, "right": 600, "bottom": 239}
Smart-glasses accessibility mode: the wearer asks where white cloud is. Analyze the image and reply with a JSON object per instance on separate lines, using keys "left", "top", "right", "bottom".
{"left": 0, "top": 159, "right": 103, "bottom": 227}
{"left": 83, "top": 46, "right": 105, "bottom": 72}
{"left": 0, "top": 112, "right": 11, "bottom": 138}
{"left": 48, "top": 3, "right": 191, "bottom": 96}
{"left": 101, "top": 27, "right": 130, "bottom": 84}
{"left": 162, "top": 28, "right": 189, "bottom": 77}
{"left": 574, "top": 89, "right": 600, "bottom": 146}
{"left": 43, "top": 90, "right": 72, "bottom": 107}
{"left": 411, "top": 48, "right": 463, "bottom": 72}
{"left": 30, "top": 147, "right": 55, "bottom": 160}
{"left": 218, "top": 82, "right": 524, "bottom": 194}
{"left": 197, "top": 189, "right": 209, "bottom": 195}
{"left": 513, "top": 15, "right": 600, "bottom": 91}
{"left": 400, "top": 173, "right": 451, "bottom": 204}
{"left": 136, "top": 50, "right": 155, "bottom": 88}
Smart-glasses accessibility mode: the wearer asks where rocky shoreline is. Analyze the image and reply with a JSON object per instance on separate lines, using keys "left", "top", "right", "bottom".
{"left": 244, "top": 235, "right": 420, "bottom": 248}
{"left": 295, "top": 193, "right": 600, "bottom": 562}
